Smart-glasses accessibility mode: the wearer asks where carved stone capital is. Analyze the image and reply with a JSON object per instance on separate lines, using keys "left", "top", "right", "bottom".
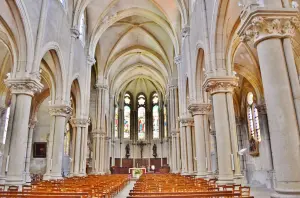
{"left": 48, "top": 104, "right": 72, "bottom": 117}
{"left": 168, "top": 84, "right": 178, "bottom": 90}
{"left": 5, "top": 78, "right": 43, "bottom": 97}
{"left": 95, "top": 83, "right": 108, "bottom": 91}
{"left": 29, "top": 119, "right": 38, "bottom": 129}
{"left": 174, "top": 55, "right": 182, "bottom": 66}
{"left": 180, "top": 116, "right": 194, "bottom": 127}
{"left": 188, "top": 103, "right": 212, "bottom": 115}
{"left": 70, "top": 118, "right": 89, "bottom": 127}
{"left": 70, "top": 27, "right": 80, "bottom": 39}
{"left": 256, "top": 104, "right": 267, "bottom": 115}
{"left": 182, "top": 26, "right": 190, "bottom": 38}
{"left": 203, "top": 76, "right": 239, "bottom": 95}
{"left": 87, "top": 56, "right": 96, "bottom": 67}
{"left": 238, "top": 9, "right": 300, "bottom": 46}
{"left": 100, "top": 132, "right": 106, "bottom": 138}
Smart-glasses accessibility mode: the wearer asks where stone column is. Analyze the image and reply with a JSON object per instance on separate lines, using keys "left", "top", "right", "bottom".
{"left": 180, "top": 117, "right": 194, "bottom": 175}
{"left": 24, "top": 119, "right": 37, "bottom": 183}
{"left": 91, "top": 131, "right": 99, "bottom": 174}
{"left": 171, "top": 131, "right": 177, "bottom": 172}
{"left": 99, "top": 132, "right": 106, "bottom": 174}
{"left": 70, "top": 118, "right": 88, "bottom": 176}
{"left": 203, "top": 77, "right": 239, "bottom": 184}
{"left": 179, "top": 124, "right": 187, "bottom": 174}
{"left": 176, "top": 130, "right": 181, "bottom": 172}
{"left": 46, "top": 104, "right": 72, "bottom": 180}
{"left": 80, "top": 123, "right": 89, "bottom": 176}
{"left": 188, "top": 103, "right": 212, "bottom": 177}
{"left": 4, "top": 78, "right": 43, "bottom": 185}
{"left": 238, "top": 10, "right": 300, "bottom": 196}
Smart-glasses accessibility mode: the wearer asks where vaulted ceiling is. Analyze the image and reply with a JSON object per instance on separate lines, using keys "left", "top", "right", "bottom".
{"left": 82, "top": 0, "right": 185, "bottom": 98}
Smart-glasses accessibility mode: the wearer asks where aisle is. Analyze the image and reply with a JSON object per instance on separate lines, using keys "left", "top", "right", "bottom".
{"left": 115, "top": 180, "right": 136, "bottom": 198}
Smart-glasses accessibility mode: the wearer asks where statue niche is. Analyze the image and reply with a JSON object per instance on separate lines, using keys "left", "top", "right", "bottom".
{"left": 125, "top": 144, "right": 130, "bottom": 159}
{"left": 152, "top": 144, "right": 157, "bottom": 158}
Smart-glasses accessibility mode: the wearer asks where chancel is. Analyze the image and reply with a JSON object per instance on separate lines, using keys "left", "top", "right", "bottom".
{"left": 0, "top": 0, "right": 300, "bottom": 197}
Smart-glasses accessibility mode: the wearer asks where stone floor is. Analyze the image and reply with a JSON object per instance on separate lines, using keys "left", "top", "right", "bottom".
{"left": 114, "top": 181, "right": 275, "bottom": 198}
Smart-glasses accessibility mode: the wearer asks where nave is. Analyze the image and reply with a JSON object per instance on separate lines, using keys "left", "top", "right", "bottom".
{"left": 0, "top": 173, "right": 272, "bottom": 197}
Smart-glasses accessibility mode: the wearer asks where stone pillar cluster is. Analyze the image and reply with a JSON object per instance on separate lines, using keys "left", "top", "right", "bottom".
{"left": 238, "top": 8, "right": 300, "bottom": 196}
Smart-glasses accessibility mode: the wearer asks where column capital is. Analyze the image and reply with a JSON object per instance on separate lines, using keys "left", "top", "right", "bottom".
{"left": 48, "top": 104, "right": 72, "bottom": 117}
{"left": 70, "top": 118, "right": 89, "bottom": 127}
{"left": 95, "top": 83, "right": 108, "bottom": 90}
{"left": 87, "top": 56, "right": 96, "bottom": 67}
{"left": 174, "top": 55, "right": 182, "bottom": 66}
{"left": 70, "top": 27, "right": 80, "bottom": 39}
{"left": 28, "top": 119, "right": 38, "bottom": 129}
{"left": 5, "top": 77, "right": 43, "bottom": 97}
{"left": 180, "top": 116, "right": 194, "bottom": 127}
{"left": 238, "top": 9, "right": 300, "bottom": 46}
{"left": 256, "top": 104, "right": 267, "bottom": 115}
{"left": 182, "top": 26, "right": 190, "bottom": 38}
{"left": 188, "top": 103, "right": 212, "bottom": 115}
{"left": 203, "top": 76, "right": 239, "bottom": 95}
{"left": 168, "top": 84, "right": 178, "bottom": 90}
{"left": 171, "top": 130, "right": 179, "bottom": 137}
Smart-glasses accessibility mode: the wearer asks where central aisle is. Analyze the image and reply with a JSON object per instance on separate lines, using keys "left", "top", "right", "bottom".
{"left": 115, "top": 180, "right": 136, "bottom": 198}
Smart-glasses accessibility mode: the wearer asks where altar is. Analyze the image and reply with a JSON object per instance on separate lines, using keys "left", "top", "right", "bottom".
{"left": 129, "top": 168, "right": 146, "bottom": 179}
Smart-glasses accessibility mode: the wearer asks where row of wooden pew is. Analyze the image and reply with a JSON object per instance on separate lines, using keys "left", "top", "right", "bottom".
{"left": 128, "top": 174, "right": 254, "bottom": 198}
{"left": 0, "top": 174, "right": 129, "bottom": 197}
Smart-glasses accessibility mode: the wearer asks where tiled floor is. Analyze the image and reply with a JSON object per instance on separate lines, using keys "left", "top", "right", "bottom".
{"left": 251, "top": 187, "right": 275, "bottom": 198}
{"left": 115, "top": 182, "right": 275, "bottom": 198}
{"left": 115, "top": 180, "right": 136, "bottom": 198}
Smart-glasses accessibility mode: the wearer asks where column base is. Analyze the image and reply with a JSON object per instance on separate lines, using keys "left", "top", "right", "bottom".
{"left": 271, "top": 191, "right": 300, "bottom": 198}
{"left": 5, "top": 176, "right": 24, "bottom": 186}
{"left": 234, "top": 174, "right": 244, "bottom": 184}
{"left": 78, "top": 173, "right": 86, "bottom": 177}
{"left": 0, "top": 175, "right": 6, "bottom": 184}
{"left": 216, "top": 175, "right": 234, "bottom": 185}
{"left": 24, "top": 173, "right": 31, "bottom": 183}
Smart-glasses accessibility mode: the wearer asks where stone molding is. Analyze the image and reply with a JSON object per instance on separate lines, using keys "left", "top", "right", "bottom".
{"left": 174, "top": 55, "right": 182, "bottom": 66}
{"left": 168, "top": 84, "right": 178, "bottom": 90}
{"left": 70, "top": 27, "right": 80, "bottom": 39}
{"left": 48, "top": 104, "right": 72, "bottom": 117}
{"left": 5, "top": 78, "right": 43, "bottom": 97}
{"left": 188, "top": 103, "right": 212, "bottom": 115}
{"left": 238, "top": 9, "right": 300, "bottom": 46}
{"left": 95, "top": 83, "right": 108, "bottom": 90}
{"left": 28, "top": 119, "right": 38, "bottom": 129}
{"left": 256, "top": 104, "right": 267, "bottom": 115}
{"left": 203, "top": 76, "right": 239, "bottom": 95}
{"left": 70, "top": 118, "right": 89, "bottom": 127}
{"left": 180, "top": 116, "right": 194, "bottom": 127}
{"left": 87, "top": 56, "right": 96, "bottom": 67}
{"left": 182, "top": 26, "right": 190, "bottom": 38}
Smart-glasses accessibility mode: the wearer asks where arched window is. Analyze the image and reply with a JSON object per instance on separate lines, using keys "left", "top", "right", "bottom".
{"left": 124, "top": 93, "right": 131, "bottom": 139}
{"left": 114, "top": 105, "right": 118, "bottom": 138}
{"left": 3, "top": 107, "right": 10, "bottom": 144}
{"left": 79, "top": 12, "right": 86, "bottom": 45}
{"left": 138, "top": 94, "right": 146, "bottom": 140}
{"left": 152, "top": 93, "right": 159, "bottom": 139}
{"left": 247, "top": 92, "right": 261, "bottom": 142}
{"left": 164, "top": 105, "right": 167, "bottom": 138}
{"left": 64, "top": 123, "right": 71, "bottom": 156}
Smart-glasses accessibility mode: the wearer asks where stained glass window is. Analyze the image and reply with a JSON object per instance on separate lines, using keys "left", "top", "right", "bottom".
{"left": 138, "top": 94, "right": 146, "bottom": 140}
{"left": 64, "top": 123, "right": 70, "bottom": 156}
{"left": 124, "top": 93, "right": 131, "bottom": 139}
{"left": 115, "top": 106, "right": 118, "bottom": 138}
{"left": 3, "top": 107, "right": 10, "bottom": 144}
{"left": 79, "top": 12, "right": 86, "bottom": 45}
{"left": 164, "top": 106, "right": 167, "bottom": 138}
{"left": 247, "top": 92, "right": 261, "bottom": 142}
{"left": 152, "top": 93, "right": 159, "bottom": 139}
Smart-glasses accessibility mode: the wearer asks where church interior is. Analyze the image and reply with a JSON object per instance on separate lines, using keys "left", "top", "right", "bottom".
{"left": 1, "top": 0, "right": 300, "bottom": 197}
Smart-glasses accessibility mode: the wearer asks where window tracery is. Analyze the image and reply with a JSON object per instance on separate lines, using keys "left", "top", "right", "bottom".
{"left": 138, "top": 94, "right": 146, "bottom": 140}
{"left": 124, "top": 93, "right": 131, "bottom": 139}
{"left": 3, "top": 107, "right": 10, "bottom": 144}
{"left": 247, "top": 92, "right": 261, "bottom": 156}
{"left": 152, "top": 93, "right": 159, "bottom": 139}
{"left": 115, "top": 105, "right": 118, "bottom": 138}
